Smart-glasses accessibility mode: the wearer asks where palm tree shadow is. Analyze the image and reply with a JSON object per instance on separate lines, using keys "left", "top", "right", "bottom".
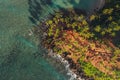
{"left": 28, "top": 0, "right": 53, "bottom": 24}
{"left": 28, "top": 0, "right": 42, "bottom": 24}
{"left": 28, "top": 0, "right": 87, "bottom": 24}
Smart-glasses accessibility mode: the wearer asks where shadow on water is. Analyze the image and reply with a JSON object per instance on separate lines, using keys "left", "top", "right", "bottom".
{"left": 28, "top": 0, "right": 54, "bottom": 24}
{"left": 28, "top": 0, "right": 88, "bottom": 24}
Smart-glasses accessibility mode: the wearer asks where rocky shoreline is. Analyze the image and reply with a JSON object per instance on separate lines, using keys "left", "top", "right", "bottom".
{"left": 47, "top": 49, "right": 94, "bottom": 80}
{"left": 47, "top": 49, "right": 83, "bottom": 80}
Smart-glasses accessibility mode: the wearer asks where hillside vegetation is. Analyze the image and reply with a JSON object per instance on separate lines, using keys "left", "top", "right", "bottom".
{"left": 35, "top": 0, "right": 120, "bottom": 79}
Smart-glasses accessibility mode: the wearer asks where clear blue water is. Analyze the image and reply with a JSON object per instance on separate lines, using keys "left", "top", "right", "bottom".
{"left": 0, "top": 0, "right": 100, "bottom": 80}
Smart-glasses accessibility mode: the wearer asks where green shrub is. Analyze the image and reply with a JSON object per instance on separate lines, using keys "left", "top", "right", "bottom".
{"left": 79, "top": 60, "right": 113, "bottom": 80}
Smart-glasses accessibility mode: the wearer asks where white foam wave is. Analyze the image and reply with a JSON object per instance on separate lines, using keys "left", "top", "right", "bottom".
{"left": 48, "top": 49, "right": 84, "bottom": 80}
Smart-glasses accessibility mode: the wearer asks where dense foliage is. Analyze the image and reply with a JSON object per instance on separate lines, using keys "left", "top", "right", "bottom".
{"left": 90, "top": 0, "right": 120, "bottom": 47}
{"left": 45, "top": 12, "right": 94, "bottom": 39}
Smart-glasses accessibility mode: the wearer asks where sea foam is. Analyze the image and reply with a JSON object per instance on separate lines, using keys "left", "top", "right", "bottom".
{"left": 48, "top": 49, "right": 84, "bottom": 80}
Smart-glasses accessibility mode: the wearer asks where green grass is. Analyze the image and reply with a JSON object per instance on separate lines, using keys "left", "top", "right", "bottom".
{"left": 79, "top": 59, "right": 113, "bottom": 80}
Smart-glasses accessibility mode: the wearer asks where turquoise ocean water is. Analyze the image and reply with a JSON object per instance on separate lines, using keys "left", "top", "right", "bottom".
{"left": 0, "top": 0, "right": 99, "bottom": 80}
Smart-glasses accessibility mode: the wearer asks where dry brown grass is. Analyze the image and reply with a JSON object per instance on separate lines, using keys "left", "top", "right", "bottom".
{"left": 55, "top": 30, "right": 120, "bottom": 77}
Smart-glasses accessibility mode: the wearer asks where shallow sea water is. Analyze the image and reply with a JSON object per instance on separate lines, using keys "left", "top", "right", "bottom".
{"left": 0, "top": 0, "right": 99, "bottom": 80}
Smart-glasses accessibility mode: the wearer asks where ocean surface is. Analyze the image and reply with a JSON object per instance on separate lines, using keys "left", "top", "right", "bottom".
{"left": 0, "top": 0, "right": 100, "bottom": 80}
